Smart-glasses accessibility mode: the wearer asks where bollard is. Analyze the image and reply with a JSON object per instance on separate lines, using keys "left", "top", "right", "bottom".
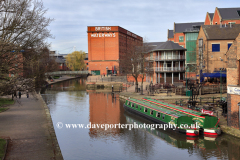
{"left": 112, "top": 85, "right": 113, "bottom": 92}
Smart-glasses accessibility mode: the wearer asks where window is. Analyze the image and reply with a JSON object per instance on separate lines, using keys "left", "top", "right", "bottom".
{"left": 179, "top": 36, "right": 184, "bottom": 42}
{"left": 212, "top": 44, "right": 220, "bottom": 52}
{"left": 131, "top": 103, "right": 134, "bottom": 107}
{"left": 237, "top": 10, "right": 240, "bottom": 16}
{"left": 156, "top": 112, "right": 161, "bottom": 118}
{"left": 228, "top": 22, "right": 236, "bottom": 24}
{"left": 135, "top": 105, "right": 138, "bottom": 109}
{"left": 150, "top": 110, "right": 153, "bottom": 115}
{"left": 140, "top": 107, "right": 142, "bottom": 110}
{"left": 228, "top": 43, "right": 232, "bottom": 50}
{"left": 127, "top": 102, "right": 130, "bottom": 105}
{"left": 215, "top": 22, "right": 217, "bottom": 25}
{"left": 162, "top": 114, "right": 165, "bottom": 120}
{"left": 144, "top": 108, "right": 148, "bottom": 113}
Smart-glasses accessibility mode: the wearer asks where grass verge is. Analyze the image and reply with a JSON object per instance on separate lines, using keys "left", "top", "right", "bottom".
{"left": 0, "top": 98, "right": 14, "bottom": 107}
{"left": 0, "top": 98, "right": 13, "bottom": 113}
{"left": 0, "top": 139, "right": 6, "bottom": 160}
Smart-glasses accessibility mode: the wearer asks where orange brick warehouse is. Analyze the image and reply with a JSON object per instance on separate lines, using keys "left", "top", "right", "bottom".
{"left": 87, "top": 26, "right": 143, "bottom": 75}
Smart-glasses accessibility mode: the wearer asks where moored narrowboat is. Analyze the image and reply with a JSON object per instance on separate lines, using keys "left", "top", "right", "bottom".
{"left": 142, "top": 97, "right": 221, "bottom": 137}
{"left": 124, "top": 98, "right": 199, "bottom": 136}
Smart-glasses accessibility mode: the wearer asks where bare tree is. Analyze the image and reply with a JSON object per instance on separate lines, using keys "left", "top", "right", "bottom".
{"left": 120, "top": 40, "right": 151, "bottom": 93}
{"left": 0, "top": 0, "right": 54, "bottom": 96}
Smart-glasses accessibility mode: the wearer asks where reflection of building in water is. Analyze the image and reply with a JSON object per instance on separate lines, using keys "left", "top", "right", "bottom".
{"left": 89, "top": 92, "right": 120, "bottom": 138}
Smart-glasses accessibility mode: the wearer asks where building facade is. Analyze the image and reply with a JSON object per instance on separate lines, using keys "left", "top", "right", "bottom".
{"left": 87, "top": 26, "right": 142, "bottom": 75}
{"left": 226, "top": 33, "right": 240, "bottom": 129}
{"left": 168, "top": 22, "right": 203, "bottom": 78}
{"left": 146, "top": 41, "right": 186, "bottom": 84}
{"left": 196, "top": 24, "right": 240, "bottom": 77}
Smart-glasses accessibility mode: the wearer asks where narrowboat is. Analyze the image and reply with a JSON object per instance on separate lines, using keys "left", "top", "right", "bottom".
{"left": 124, "top": 98, "right": 199, "bottom": 136}
{"left": 142, "top": 97, "right": 221, "bottom": 137}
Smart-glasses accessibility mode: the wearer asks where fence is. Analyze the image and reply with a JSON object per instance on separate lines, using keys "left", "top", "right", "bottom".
{"left": 175, "top": 84, "right": 227, "bottom": 95}
{"left": 154, "top": 67, "right": 185, "bottom": 72}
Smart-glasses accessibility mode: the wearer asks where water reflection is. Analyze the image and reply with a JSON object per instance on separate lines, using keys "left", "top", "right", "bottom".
{"left": 88, "top": 91, "right": 121, "bottom": 138}
{"left": 41, "top": 78, "right": 240, "bottom": 160}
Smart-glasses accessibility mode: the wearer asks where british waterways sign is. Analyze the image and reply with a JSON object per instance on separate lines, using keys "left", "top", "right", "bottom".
{"left": 227, "top": 86, "right": 240, "bottom": 95}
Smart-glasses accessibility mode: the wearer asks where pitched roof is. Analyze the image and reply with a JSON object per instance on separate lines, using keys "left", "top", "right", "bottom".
{"left": 218, "top": 7, "right": 240, "bottom": 20}
{"left": 202, "top": 24, "right": 240, "bottom": 40}
{"left": 174, "top": 22, "right": 204, "bottom": 33}
{"left": 168, "top": 30, "right": 174, "bottom": 38}
{"left": 148, "top": 41, "right": 186, "bottom": 51}
{"left": 209, "top": 13, "right": 214, "bottom": 21}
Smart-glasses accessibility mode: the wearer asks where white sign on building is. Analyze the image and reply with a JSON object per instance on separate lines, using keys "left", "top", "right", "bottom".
{"left": 91, "top": 33, "right": 116, "bottom": 38}
{"left": 227, "top": 86, "right": 240, "bottom": 95}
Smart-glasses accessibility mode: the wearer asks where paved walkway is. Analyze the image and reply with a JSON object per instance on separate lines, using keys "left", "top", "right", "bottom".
{"left": 0, "top": 94, "right": 63, "bottom": 160}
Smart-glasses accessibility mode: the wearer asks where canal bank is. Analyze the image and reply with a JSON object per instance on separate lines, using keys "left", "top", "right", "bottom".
{"left": 0, "top": 93, "right": 63, "bottom": 159}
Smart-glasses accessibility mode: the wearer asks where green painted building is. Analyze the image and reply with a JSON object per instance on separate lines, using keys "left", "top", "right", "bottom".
{"left": 185, "top": 32, "right": 199, "bottom": 73}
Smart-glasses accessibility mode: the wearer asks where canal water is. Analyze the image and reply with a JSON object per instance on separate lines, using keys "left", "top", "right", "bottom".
{"left": 41, "top": 79, "right": 240, "bottom": 160}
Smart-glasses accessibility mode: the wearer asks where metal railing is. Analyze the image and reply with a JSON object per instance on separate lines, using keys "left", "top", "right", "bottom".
{"left": 155, "top": 55, "right": 185, "bottom": 61}
{"left": 154, "top": 67, "right": 185, "bottom": 72}
{"left": 145, "top": 57, "right": 154, "bottom": 61}
{"left": 45, "top": 71, "right": 90, "bottom": 76}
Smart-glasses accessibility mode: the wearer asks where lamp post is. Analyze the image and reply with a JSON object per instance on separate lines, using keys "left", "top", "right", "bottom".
{"left": 220, "top": 57, "right": 223, "bottom": 101}
{"left": 106, "top": 66, "right": 108, "bottom": 77}
{"left": 186, "top": 66, "right": 188, "bottom": 96}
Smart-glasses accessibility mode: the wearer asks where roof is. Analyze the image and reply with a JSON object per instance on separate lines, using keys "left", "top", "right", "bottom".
{"left": 151, "top": 41, "right": 186, "bottom": 51}
{"left": 209, "top": 13, "right": 214, "bottom": 21}
{"left": 55, "top": 57, "right": 65, "bottom": 63}
{"left": 168, "top": 30, "right": 174, "bottom": 38}
{"left": 174, "top": 22, "right": 204, "bottom": 33}
{"left": 202, "top": 24, "right": 240, "bottom": 40}
{"left": 218, "top": 7, "right": 240, "bottom": 20}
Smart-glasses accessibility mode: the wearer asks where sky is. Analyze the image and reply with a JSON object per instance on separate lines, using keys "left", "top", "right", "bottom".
{"left": 41, "top": 0, "right": 240, "bottom": 54}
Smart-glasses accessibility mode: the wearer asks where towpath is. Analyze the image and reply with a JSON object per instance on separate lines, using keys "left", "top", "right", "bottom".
{"left": 0, "top": 93, "right": 63, "bottom": 160}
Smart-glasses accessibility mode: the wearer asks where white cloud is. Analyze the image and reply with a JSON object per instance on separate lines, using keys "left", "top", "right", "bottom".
{"left": 42, "top": 0, "right": 240, "bottom": 53}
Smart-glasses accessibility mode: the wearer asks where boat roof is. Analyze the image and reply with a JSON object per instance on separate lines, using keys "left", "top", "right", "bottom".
{"left": 142, "top": 97, "right": 205, "bottom": 118}
{"left": 127, "top": 98, "right": 190, "bottom": 118}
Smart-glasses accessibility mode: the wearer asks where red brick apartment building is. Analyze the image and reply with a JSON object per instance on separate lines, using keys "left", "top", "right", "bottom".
{"left": 87, "top": 26, "right": 143, "bottom": 75}
{"left": 205, "top": 7, "right": 240, "bottom": 25}
{"left": 167, "top": 22, "right": 204, "bottom": 48}
{"left": 226, "top": 33, "right": 240, "bottom": 129}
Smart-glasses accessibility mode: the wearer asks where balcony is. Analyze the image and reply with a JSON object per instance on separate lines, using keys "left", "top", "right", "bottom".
{"left": 155, "top": 55, "right": 185, "bottom": 61}
{"left": 154, "top": 67, "right": 185, "bottom": 72}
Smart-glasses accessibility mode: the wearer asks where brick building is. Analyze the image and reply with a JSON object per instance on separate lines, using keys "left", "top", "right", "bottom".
{"left": 145, "top": 41, "right": 186, "bottom": 84}
{"left": 204, "top": 12, "right": 214, "bottom": 25}
{"left": 226, "top": 33, "right": 240, "bottom": 129}
{"left": 207, "top": 7, "right": 240, "bottom": 25}
{"left": 168, "top": 22, "right": 204, "bottom": 78}
{"left": 196, "top": 24, "right": 240, "bottom": 78}
{"left": 87, "top": 26, "right": 143, "bottom": 75}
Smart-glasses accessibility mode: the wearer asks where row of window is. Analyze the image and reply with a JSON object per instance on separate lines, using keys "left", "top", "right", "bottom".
{"left": 212, "top": 43, "right": 232, "bottom": 52}
{"left": 128, "top": 102, "right": 165, "bottom": 120}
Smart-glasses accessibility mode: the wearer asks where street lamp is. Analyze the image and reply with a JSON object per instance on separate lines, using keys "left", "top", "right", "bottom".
{"left": 186, "top": 65, "right": 189, "bottom": 96}
{"left": 220, "top": 57, "right": 223, "bottom": 101}
{"left": 106, "top": 66, "right": 108, "bottom": 77}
